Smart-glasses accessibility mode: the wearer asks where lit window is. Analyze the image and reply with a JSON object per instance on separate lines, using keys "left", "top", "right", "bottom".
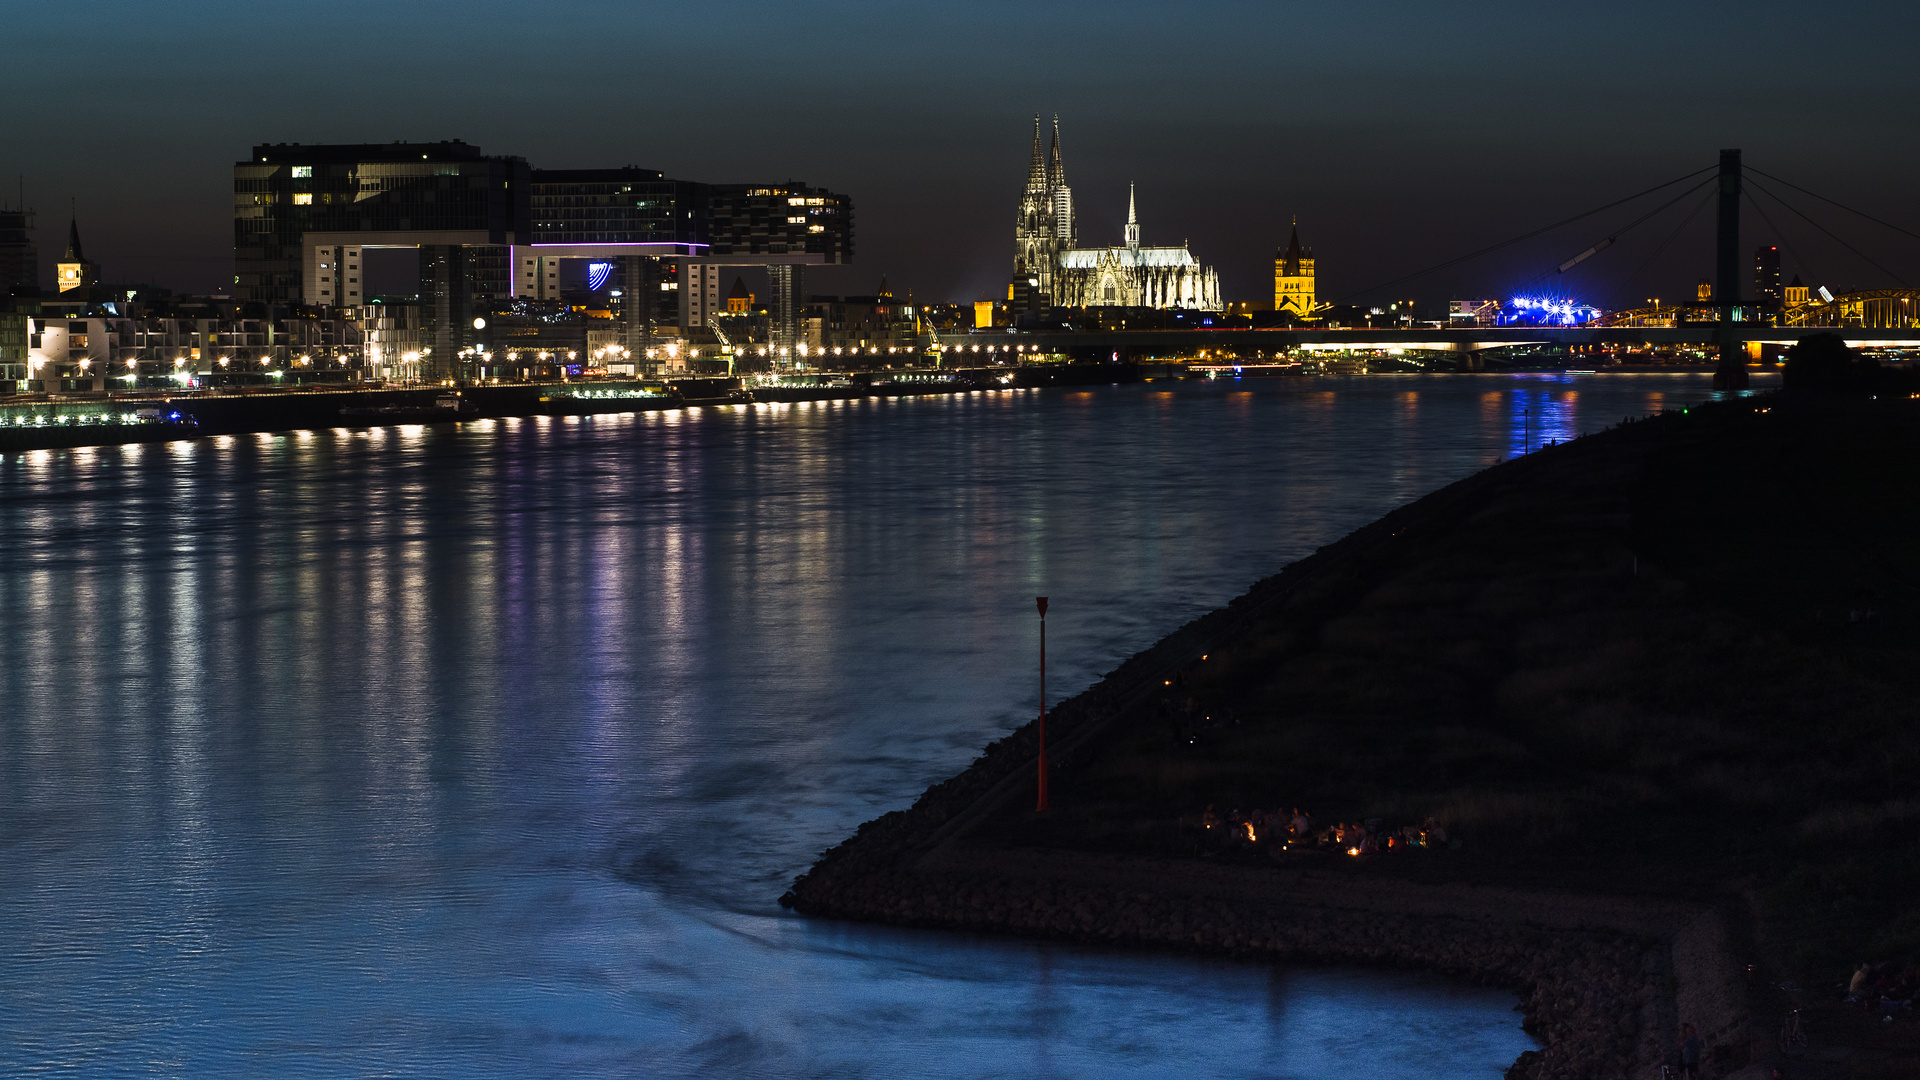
{"left": 788, "top": 216, "right": 806, "bottom": 224}
{"left": 788, "top": 197, "right": 806, "bottom": 206}
{"left": 809, "top": 225, "right": 825, "bottom": 233}
{"left": 292, "top": 166, "right": 312, "bottom": 178}
{"left": 293, "top": 193, "right": 313, "bottom": 205}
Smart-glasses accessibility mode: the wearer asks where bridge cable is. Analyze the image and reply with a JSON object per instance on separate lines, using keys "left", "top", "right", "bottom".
{"left": 1505, "top": 177, "right": 1717, "bottom": 299}
{"left": 1740, "top": 189, "right": 1825, "bottom": 300}
{"left": 1745, "top": 177, "right": 1909, "bottom": 288}
{"left": 1744, "top": 166, "right": 1920, "bottom": 245}
{"left": 1331, "top": 164, "right": 1718, "bottom": 304}
{"left": 1606, "top": 187, "right": 1719, "bottom": 310}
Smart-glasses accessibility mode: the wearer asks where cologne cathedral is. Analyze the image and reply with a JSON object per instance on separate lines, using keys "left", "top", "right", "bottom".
{"left": 1011, "top": 117, "right": 1221, "bottom": 312}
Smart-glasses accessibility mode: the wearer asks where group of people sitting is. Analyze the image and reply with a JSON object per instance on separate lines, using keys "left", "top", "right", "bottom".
{"left": 1198, "top": 804, "right": 1450, "bottom": 854}
{"left": 1847, "top": 960, "right": 1918, "bottom": 1016}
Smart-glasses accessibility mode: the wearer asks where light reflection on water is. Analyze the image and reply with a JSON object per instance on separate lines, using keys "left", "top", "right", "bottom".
{"left": 0, "top": 375, "right": 1734, "bottom": 1077}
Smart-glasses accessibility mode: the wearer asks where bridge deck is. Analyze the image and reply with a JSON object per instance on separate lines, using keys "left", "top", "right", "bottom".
{"left": 951, "top": 325, "right": 1920, "bottom": 354}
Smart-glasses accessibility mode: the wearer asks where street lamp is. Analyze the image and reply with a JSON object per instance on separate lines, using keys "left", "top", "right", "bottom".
{"left": 1035, "top": 596, "right": 1050, "bottom": 812}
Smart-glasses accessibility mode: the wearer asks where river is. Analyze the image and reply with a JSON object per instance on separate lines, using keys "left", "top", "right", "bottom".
{"left": 0, "top": 372, "right": 1748, "bottom": 1077}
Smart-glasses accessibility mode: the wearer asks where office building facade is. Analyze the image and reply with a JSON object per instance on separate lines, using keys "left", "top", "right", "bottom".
{"left": 0, "top": 209, "right": 37, "bottom": 295}
{"left": 235, "top": 141, "right": 853, "bottom": 373}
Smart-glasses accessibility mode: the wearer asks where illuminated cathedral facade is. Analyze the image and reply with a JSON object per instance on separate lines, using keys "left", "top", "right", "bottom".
{"left": 1012, "top": 118, "right": 1221, "bottom": 312}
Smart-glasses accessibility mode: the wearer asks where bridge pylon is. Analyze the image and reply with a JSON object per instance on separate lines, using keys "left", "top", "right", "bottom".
{"left": 1713, "top": 148, "right": 1749, "bottom": 390}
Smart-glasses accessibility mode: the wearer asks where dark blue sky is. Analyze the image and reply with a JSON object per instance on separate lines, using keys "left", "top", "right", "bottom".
{"left": 7, "top": 0, "right": 1919, "bottom": 307}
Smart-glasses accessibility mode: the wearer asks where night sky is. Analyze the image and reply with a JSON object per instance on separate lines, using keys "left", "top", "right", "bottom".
{"left": 7, "top": 0, "right": 1918, "bottom": 309}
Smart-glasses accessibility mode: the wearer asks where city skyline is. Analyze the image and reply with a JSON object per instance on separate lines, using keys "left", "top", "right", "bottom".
{"left": 4, "top": 1, "right": 1919, "bottom": 308}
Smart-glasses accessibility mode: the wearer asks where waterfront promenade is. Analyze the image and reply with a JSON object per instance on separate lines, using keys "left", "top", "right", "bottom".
{"left": 0, "top": 365, "right": 1153, "bottom": 452}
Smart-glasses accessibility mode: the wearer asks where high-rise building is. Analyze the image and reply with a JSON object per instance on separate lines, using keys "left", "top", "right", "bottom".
{"left": 1274, "top": 222, "right": 1316, "bottom": 320}
{"left": 236, "top": 141, "right": 852, "bottom": 372}
{"left": 1754, "top": 245, "right": 1782, "bottom": 316}
{"left": 0, "top": 209, "right": 36, "bottom": 295}
{"left": 235, "top": 141, "right": 531, "bottom": 306}
{"left": 1012, "top": 116, "right": 1074, "bottom": 310}
{"left": 235, "top": 141, "right": 533, "bottom": 377}
{"left": 705, "top": 182, "right": 851, "bottom": 353}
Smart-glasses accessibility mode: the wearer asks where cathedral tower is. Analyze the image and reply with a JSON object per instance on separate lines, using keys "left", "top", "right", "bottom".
{"left": 1012, "top": 115, "right": 1075, "bottom": 310}
{"left": 1274, "top": 221, "right": 1316, "bottom": 320}
{"left": 1048, "top": 117, "right": 1074, "bottom": 248}
{"left": 1124, "top": 183, "right": 1139, "bottom": 250}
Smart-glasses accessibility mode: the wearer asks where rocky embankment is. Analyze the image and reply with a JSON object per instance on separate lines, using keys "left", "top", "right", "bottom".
{"left": 785, "top": 401, "right": 1774, "bottom": 1079}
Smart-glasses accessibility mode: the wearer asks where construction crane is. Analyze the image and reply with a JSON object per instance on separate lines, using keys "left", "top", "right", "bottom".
{"left": 705, "top": 316, "right": 738, "bottom": 375}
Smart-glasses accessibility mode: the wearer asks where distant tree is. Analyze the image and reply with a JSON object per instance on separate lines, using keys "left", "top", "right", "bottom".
{"left": 1782, "top": 333, "right": 1876, "bottom": 394}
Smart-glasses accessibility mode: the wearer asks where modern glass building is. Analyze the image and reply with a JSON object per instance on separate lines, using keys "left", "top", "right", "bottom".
{"left": 234, "top": 141, "right": 853, "bottom": 370}
{"left": 234, "top": 141, "right": 531, "bottom": 305}
{"left": 529, "top": 168, "right": 708, "bottom": 246}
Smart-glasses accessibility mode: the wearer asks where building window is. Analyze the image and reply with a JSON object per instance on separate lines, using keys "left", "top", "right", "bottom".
{"left": 292, "top": 166, "right": 312, "bottom": 178}
{"left": 293, "top": 193, "right": 313, "bottom": 205}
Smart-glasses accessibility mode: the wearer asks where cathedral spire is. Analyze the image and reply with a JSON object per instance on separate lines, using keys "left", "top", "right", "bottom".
{"left": 1124, "top": 183, "right": 1139, "bottom": 249}
{"left": 1048, "top": 115, "right": 1063, "bottom": 186}
{"left": 63, "top": 214, "right": 84, "bottom": 263}
{"left": 1027, "top": 115, "right": 1046, "bottom": 191}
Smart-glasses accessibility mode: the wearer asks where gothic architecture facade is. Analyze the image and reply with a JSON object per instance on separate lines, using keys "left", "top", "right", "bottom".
{"left": 1012, "top": 116, "right": 1073, "bottom": 310}
{"left": 1055, "top": 185, "right": 1221, "bottom": 310}
{"left": 1012, "top": 118, "right": 1220, "bottom": 312}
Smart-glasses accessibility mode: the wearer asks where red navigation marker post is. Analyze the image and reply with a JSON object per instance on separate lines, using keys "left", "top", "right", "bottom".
{"left": 1036, "top": 596, "right": 1049, "bottom": 812}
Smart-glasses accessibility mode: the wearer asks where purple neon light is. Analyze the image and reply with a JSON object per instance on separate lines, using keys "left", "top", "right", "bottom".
{"left": 528, "top": 242, "right": 710, "bottom": 250}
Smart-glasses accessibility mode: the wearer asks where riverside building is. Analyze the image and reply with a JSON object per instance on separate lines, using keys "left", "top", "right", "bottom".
{"left": 235, "top": 142, "right": 852, "bottom": 378}
{"left": 25, "top": 309, "right": 364, "bottom": 392}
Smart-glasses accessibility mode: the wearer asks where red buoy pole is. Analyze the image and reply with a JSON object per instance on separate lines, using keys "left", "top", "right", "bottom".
{"left": 1036, "top": 596, "right": 1049, "bottom": 812}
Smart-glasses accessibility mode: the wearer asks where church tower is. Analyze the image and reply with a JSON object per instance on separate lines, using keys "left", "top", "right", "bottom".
{"left": 1013, "top": 116, "right": 1052, "bottom": 310}
{"left": 56, "top": 216, "right": 99, "bottom": 294}
{"left": 1048, "top": 116, "right": 1074, "bottom": 249}
{"left": 1012, "top": 115, "right": 1075, "bottom": 310}
{"left": 1124, "top": 184, "right": 1139, "bottom": 249}
{"left": 1274, "top": 221, "right": 1316, "bottom": 320}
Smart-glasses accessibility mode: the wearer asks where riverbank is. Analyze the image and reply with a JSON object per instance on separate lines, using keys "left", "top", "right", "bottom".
{"left": 0, "top": 362, "right": 1151, "bottom": 452}
{"left": 785, "top": 391, "right": 1920, "bottom": 1079}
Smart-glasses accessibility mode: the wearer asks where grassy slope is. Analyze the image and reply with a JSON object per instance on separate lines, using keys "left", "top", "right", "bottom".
{"left": 976, "top": 395, "right": 1920, "bottom": 981}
